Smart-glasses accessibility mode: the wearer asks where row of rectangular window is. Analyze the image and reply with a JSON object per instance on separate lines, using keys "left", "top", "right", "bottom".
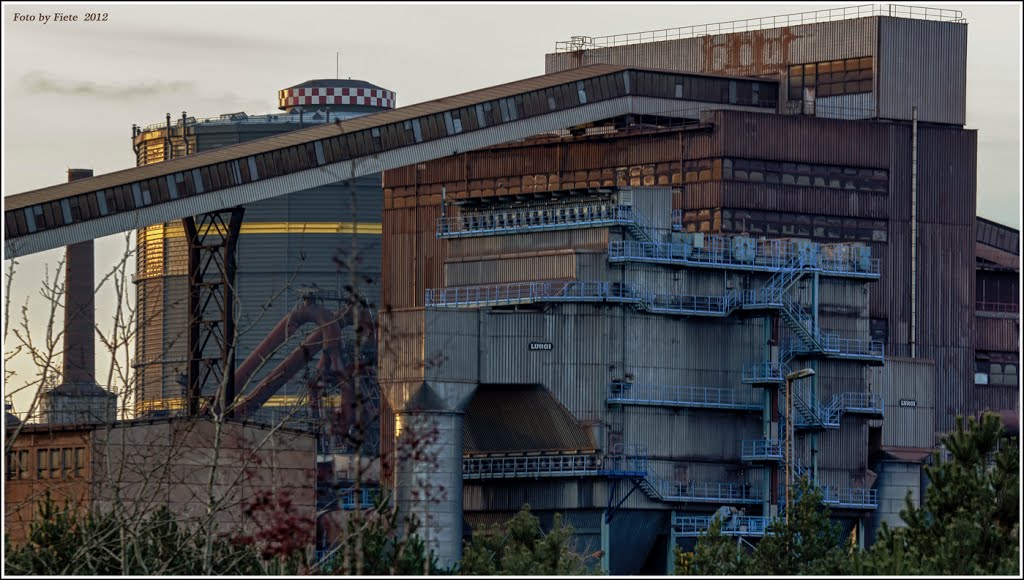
{"left": 975, "top": 362, "right": 1018, "bottom": 386}
{"left": 677, "top": 157, "right": 888, "bottom": 193}
{"left": 8, "top": 70, "right": 774, "bottom": 239}
{"left": 789, "top": 57, "right": 874, "bottom": 98}
{"left": 5, "top": 447, "right": 85, "bottom": 480}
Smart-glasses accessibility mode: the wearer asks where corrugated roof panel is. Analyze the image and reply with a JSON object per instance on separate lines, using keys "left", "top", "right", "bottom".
{"left": 463, "top": 385, "right": 595, "bottom": 454}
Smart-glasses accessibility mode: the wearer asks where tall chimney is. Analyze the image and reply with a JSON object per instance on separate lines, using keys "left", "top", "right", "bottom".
{"left": 41, "top": 168, "right": 116, "bottom": 424}
{"left": 64, "top": 169, "right": 96, "bottom": 385}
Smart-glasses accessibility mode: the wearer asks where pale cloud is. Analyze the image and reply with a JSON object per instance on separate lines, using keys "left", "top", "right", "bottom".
{"left": 20, "top": 71, "right": 194, "bottom": 100}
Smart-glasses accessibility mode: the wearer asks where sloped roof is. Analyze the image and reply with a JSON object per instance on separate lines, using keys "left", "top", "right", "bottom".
{"left": 464, "top": 385, "right": 595, "bottom": 454}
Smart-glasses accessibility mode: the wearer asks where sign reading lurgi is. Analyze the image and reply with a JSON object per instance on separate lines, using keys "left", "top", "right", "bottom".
{"left": 529, "top": 342, "right": 553, "bottom": 351}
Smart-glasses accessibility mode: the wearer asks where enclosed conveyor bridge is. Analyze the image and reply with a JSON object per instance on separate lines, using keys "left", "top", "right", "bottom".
{"left": 4, "top": 64, "right": 777, "bottom": 258}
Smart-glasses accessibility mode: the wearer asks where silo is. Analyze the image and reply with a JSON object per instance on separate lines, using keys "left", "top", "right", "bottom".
{"left": 131, "top": 80, "right": 392, "bottom": 443}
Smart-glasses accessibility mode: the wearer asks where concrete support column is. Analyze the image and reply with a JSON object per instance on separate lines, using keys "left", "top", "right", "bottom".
{"left": 394, "top": 410, "right": 465, "bottom": 570}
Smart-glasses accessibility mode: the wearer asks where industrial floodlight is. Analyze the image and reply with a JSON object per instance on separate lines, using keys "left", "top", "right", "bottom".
{"left": 785, "top": 366, "right": 815, "bottom": 523}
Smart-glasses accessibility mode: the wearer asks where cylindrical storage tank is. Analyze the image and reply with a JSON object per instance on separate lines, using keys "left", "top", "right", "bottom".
{"left": 131, "top": 80, "right": 394, "bottom": 439}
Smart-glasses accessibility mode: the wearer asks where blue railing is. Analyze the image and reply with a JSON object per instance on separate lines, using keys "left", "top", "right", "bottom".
{"left": 608, "top": 383, "right": 760, "bottom": 411}
{"left": 821, "top": 486, "right": 879, "bottom": 509}
{"left": 673, "top": 514, "right": 778, "bottom": 537}
{"left": 462, "top": 449, "right": 648, "bottom": 480}
{"left": 425, "top": 280, "right": 646, "bottom": 308}
{"left": 742, "top": 362, "right": 791, "bottom": 384}
{"left": 336, "top": 487, "right": 379, "bottom": 510}
{"left": 437, "top": 204, "right": 653, "bottom": 239}
{"left": 428, "top": 281, "right": 791, "bottom": 318}
{"left": 742, "top": 439, "right": 784, "bottom": 461}
{"left": 831, "top": 392, "right": 884, "bottom": 417}
{"left": 645, "top": 291, "right": 739, "bottom": 316}
{"left": 653, "top": 479, "right": 763, "bottom": 504}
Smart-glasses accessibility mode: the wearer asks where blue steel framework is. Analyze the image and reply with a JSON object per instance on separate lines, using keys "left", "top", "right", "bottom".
{"left": 428, "top": 196, "right": 883, "bottom": 543}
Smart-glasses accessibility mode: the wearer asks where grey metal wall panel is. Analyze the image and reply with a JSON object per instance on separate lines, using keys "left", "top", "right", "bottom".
{"left": 868, "top": 356, "right": 936, "bottom": 449}
{"left": 624, "top": 406, "right": 760, "bottom": 461}
{"left": 446, "top": 228, "right": 611, "bottom": 259}
{"left": 816, "top": 92, "right": 877, "bottom": 120}
{"left": 975, "top": 315, "right": 1020, "bottom": 353}
{"left": 877, "top": 17, "right": 967, "bottom": 125}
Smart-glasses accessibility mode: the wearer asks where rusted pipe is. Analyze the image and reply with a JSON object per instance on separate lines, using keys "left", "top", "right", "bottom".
{"left": 234, "top": 300, "right": 350, "bottom": 390}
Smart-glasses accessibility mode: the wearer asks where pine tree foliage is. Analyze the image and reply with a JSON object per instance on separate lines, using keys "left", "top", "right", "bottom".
{"left": 458, "top": 504, "right": 600, "bottom": 575}
{"left": 4, "top": 493, "right": 283, "bottom": 575}
{"left": 852, "top": 413, "right": 1020, "bottom": 575}
{"left": 676, "top": 413, "right": 1020, "bottom": 576}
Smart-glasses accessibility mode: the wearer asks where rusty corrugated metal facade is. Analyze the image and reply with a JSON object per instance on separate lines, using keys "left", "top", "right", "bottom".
{"left": 382, "top": 108, "right": 978, "bottom": 438}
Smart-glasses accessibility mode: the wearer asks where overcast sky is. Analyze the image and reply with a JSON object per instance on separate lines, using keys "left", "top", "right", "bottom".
{"left": 2, "top": 2, "right": 1021, "bottom": 415}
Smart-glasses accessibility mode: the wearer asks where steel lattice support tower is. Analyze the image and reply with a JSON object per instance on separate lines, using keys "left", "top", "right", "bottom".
{"left": 184, "top": 208, "right": 244, "bottom": 417}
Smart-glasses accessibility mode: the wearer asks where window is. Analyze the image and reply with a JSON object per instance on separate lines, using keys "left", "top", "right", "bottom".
{"left": 789, "top": 57, "right": 873, "bottom": 100}
{"left": 62, "top": 448, "right": 73, "bottom": 479}
{"left": 74, "top": 448, "right": 85, "bottom": 478}
{"left": 37, "top": 449, "right": 47, "bottom": 479}
{"left": 50, "top": 449, "right": 59, "bottom": 479}
{"left": 991, "top": 363, "right": 1018, "bottom": 386}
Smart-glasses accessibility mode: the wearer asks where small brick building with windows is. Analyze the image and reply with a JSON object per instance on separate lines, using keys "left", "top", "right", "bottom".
{"left": 4, "top": 417, "right": 316, "bottom": 545}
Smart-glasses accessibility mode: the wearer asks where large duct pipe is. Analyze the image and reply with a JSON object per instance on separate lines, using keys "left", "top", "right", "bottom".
{"left": 234, "top": 327, "right": 342, "bottom": 419}
{"left": 233, "top": 298, "right": 375, "bottom": 421}
{"left": 235, "top": 300, "right": 346, "bottom": 389}
{"left": 394, "top": 410, "right": 465, "bottom": 570}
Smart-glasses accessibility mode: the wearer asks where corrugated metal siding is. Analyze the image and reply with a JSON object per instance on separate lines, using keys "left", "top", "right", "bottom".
{"left": 445, "top": 253, "right": 578, "bottom": 286}
{"left": 919, "top": 345, "right": 975, "bottom": 435}
{"left": 815, "top": 92, "right": 876, "bottom": 120}
{"left": 424, "top": 308, "right": 480, "bottom": 386}
{"left": 447, "top": 229, "right": 610, "bottom": 259}
{"left": 712, "top": 110, "right": 890, "bottom": 168}
{"left": 378, "top": 309, "right": 426, "bottom": 384}
{"left": 545, "top": 18, "right": 879, "bottom": 77}
{"left": 625, "top": 406, "right": 760, "bottom": 461}
{"left": 869, "top": 356, "right": 936, "bottom": 448}
{"left": 975, "top": 315, "right": 1019, "bottom": 352}
{"left": 721, "top": 182, "right": 889, "bottom": 220}
{"left": 972, "top": 385, "right": 1020, "bottom": 415}
{"left": 382, "top": 203, "right": 447, "bottom": 309}
{"left": 877, "top": 17, "right": 967, "bottom": 125}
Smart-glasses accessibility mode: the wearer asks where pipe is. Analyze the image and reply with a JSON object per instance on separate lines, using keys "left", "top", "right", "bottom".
{"left": 181, "top": 111, "right": 189, "bottom": 156}
{"left": 911, "top": 105, "right": 918, "bottom": 357}
{"left": 234, "top": 300, "right": 349, "bottom": 389}
{"left": 232, "top": 299, "right": 375, "bottom": 421}
{"left": 234, "top": 327, "right": 342, "bottom": 419}
{"left": 811, "top": 272, "right": 819, "bottom": 481}
{"left": 165, "top": 113, "right": 172, "bottom": 161}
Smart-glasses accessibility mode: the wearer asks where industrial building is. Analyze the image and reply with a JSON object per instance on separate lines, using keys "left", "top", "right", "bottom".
{"left": 3, "top": 4, "right": 1018, "bottom": 576}
{"left": 375, "top": 4, "right": 1017, "bottom": 572}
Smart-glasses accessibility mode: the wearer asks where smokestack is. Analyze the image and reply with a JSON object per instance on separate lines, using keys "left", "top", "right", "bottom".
{"left": 64, "top": 169, "right": 96, "bottom": 385}
{"left": 41, "top": 168, "right": 116, "bottom": 424}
